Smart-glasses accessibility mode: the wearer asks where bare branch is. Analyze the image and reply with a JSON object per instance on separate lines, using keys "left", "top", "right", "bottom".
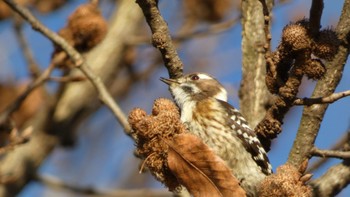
{"left": 3, "top": 0, "right": 131, "bottom": 134}
{"left": 48, "top": 76, "right": 87, "bottom": 83}
{"left": 293, "top": 90, "right": 350, "bottom": 105}
{"left": 310, "top": 160, "right": 350, "bottom": 197}
{"left": 37, "top": 175, "right": 173, "bottom": 197}
{"left": 0, "top": 127, "right": 32, "bottom": 155}
{"left": 307, "top": 132, "right": 349, "bottom": 172}
{"left": 13, "top": 17, "right": 41, "bottom": 78}
{"left": 135, "top": 0, "right": 183, "bottom": 79}
{"left": 240, "top": 0, "right": 273, "bottom": 128}
{"left": 311, "top": 147, "right": 350, "bottom": 159}
{"left": 0, "top": 62, "right": 55, "bottom": 126}
{"left": 128, "top": 17, "right": 240, "bottom": 46}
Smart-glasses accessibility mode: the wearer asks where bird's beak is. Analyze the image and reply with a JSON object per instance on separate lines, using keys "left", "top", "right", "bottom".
{"left": 160, "top": 77, "right": 179, "bottom": 85}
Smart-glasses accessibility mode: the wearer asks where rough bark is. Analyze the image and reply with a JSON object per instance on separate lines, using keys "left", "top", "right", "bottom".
{"left": 240, "top": 0, "right": 273, "bottom": 128}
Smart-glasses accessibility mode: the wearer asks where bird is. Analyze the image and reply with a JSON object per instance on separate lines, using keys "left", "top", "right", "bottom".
{"left": 160, "top": 73, "right": 272, "bottom": 196}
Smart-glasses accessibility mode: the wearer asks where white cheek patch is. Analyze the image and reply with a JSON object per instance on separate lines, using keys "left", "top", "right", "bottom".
{"left": 197, "top": 73, "right": 213, "bottom": 80}
{"left": 214, "top": 87, "right": 228, "bottom": 102}
{"left": 170, "top": 83, "right": 199, "bottom": 107}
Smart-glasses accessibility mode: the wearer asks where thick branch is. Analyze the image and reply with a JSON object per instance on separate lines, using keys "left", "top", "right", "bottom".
{"left": 135, "top": 0, "right": 183, "bottom": 79}
{"left": 293, "top": 90, "right": 350, "bottom": 105}
{"left": 310, "top": 160, "right": 350, "bottom": 197}
{"left": 240, "top": 0, "right": 273, "bottom": 128}
{"left": 309, "top": 0, "right": 323, "bottom": 35}
{"left": 288, "top": 0, "right": 350, "bottom": 167}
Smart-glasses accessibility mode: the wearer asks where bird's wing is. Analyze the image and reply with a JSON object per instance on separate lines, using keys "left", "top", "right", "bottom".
{"left": 217, "top": 99, "right": 273, "bottom": 175}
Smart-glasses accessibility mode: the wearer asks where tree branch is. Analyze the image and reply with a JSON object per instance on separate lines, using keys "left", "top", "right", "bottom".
{"left": 293, "top": 90, "right": 350, "bottom": 105}
{"left": 309, "top": 0, "right": 323, "bottom": 36}
{"left": 307, "top": 132, "right": 349, "bottom": 172}
{"left": 0, "top": 61, "right": 56, "bottom": 126}
{"left": 128, "top": 17, "right": 240, "bottom": 46}
{"left": 135, "top": 0, "right": 183, "bottom": 79}
{"left": 311, "top": 147, "right": 350, "bottom": 159}
{"left": 240, "top": 0, "right": 273, "bottom": 128}
{"left": 37, "top": 174, "right": 173, "bottom": 197}
{"left": 310, "top": 160, "right": 350, "bottom": 197}
{"left": 3, "top": 0, "right": 131, "bottom": 134}
{"left": 13, "top": 17, "right": 41, "bottom": 78}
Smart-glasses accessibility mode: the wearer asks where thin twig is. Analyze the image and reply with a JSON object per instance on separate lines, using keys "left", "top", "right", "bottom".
{"left": 136, "top": 0, "right": 183, "bottom": 79}
{"left": 128, "top": 17, "right": 240, "bottom": 46}
{"left": 0, "top": 62, "right": 56, "bottom": 126}
{"left": 48, "top": 76, "right": 87, "bottom": 83}
{"left": 13, "top": 16, "right": 41, "bottom": 78}
{"left": 0, "top": 127, "right": 32, "bottom": 155}
{"left": 3, "top": 0, "right": 131, "bottom": 134}
{"left": 259, "top": 0, "right": 272, "bottom": 52}
{"left": 311, "top": 147, "right": 350, "bottom": 159}
{"left": 37, "top": 174, "right": 172, "bottom": 197}
{"left": 307, "top": 133, "right": 349, "bottom": 172}
{"left": 293, "top": 90, "right": 350, "bottom": 105}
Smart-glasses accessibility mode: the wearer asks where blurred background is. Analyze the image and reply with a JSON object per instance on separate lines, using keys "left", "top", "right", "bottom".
{"left": 0, "top": 0, "right": 349, "bottom": 196}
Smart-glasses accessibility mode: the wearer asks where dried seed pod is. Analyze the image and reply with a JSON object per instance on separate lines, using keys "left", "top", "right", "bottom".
{"left": 258, "top": 164, "right": 312, "bottom": 197}
{"left": 313, "top": 29, "right": 339, "bottom": 60}
{"left": 128, "top": 98, "right": 186, "bottom": 191}
{"left": 303, "top": 59, "right": 326, "bottom": 80}
{"left": 281, "top": 21, "right": 313, "bottom": 52}
{"left": 67, "top": 3, "right": 108, "bottom": 52}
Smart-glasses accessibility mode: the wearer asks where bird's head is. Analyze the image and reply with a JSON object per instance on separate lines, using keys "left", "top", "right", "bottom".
{"left": 160, "top": 73, "right": 227, "bottom": 107}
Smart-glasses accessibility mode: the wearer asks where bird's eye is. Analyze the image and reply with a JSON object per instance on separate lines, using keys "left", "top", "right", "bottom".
{"left": 191, "top": 75, "right": 199, "bottom": 80}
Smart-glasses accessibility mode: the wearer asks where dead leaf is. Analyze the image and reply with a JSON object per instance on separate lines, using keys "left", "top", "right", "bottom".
{"left": 166, "top": 134, "right": 246, "bottom": 197}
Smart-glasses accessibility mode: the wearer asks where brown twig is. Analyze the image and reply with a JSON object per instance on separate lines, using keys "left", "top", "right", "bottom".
{"left": 37, "top": 174, "right": 173, "bottom": 197}
{"left": 259, "top": 0, "right": 272, "bottom": 52}
{"left": 0, "top": 62, "right": 56, "bottom": 126}
{"left": 135, "top": 0, "right": 183, "bottom": 79}
{"left": 293, "top": 90, "right": 350, "bottom": 105}
{"left": 48, "top": 76, "right": 87, "bottom": 83}
{"left": 13, "top": 16, "right": 41, "bottom": 78}
{"left": 307, "top": 132, "right": 349, "bottom": 172}
{"left": 3, "top": 0, "right": 131, "bottom": 134}
{"left": 0, "top": 127, "right": 32, "bottom": 155}
{"left": 309, "top": 0, "right": 324, "bottom": 36}
{"left": 311, "top": 147, "right": 350, "bottom": 159}
{"left": 128, "top": 17, "right": 240, "bottom": 46}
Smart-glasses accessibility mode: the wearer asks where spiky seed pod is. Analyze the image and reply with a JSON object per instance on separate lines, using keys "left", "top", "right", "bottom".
{"left": 281, "top": 22, "right": 313, "bottom": 52}
{"left": 67, "top": 3, "right": 107, "bottom": 52}
{"left": 128, "top": 98, "right": 187, "bottom": 191}
{"left": 303, "top": 59, "right": 326, "bottom": 80}
{"left": 313, "top": 29, "right": 339, "bottom": 60}
{"left": 258, "top": 164, "right": 312, "bottom": 197}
